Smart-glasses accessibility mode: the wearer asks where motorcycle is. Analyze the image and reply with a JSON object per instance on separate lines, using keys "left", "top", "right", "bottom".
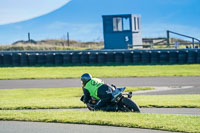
{"left": 80, "top": 87, "right": 140, "bottom": 112}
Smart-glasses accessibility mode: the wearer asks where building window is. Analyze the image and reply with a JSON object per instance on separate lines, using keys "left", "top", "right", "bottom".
{"left": 134, "top": 17, "right": 137, "bottom": 31}
{"left": 113, "top": 17, "right": 131, "bottom": 31}
{"left": 122, "top": 17, "right": 130, "bottom": 31}
{"left": 113, "top": 17, "right": 122, "bottom": 31}
{"left": 137, "top": 17, "right": 140, "bottom": 30}
{"left": 132, "top": 16, "right": 140, "bottom": 32}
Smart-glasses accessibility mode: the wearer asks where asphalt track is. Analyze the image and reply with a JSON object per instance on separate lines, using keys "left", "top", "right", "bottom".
{"left": 1, "top": 76, "right": 200, "bottom": 88}
{"left": 1, "top": 77, "right": 200, "bottom": 133}
{"left": 1, "top": 76, "right": 200, "bottom": 95}
{"left": 0, "top": 121, "right": 175, "bottom": 133}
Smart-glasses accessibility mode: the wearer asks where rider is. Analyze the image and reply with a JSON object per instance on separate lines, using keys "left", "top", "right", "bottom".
{"left": 81, "top": 73, "right": 118, "bottom": 111}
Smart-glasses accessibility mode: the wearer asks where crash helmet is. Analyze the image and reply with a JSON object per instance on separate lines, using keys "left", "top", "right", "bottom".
{"left": 81, "top": 73, "right": 92, "bottom": 85}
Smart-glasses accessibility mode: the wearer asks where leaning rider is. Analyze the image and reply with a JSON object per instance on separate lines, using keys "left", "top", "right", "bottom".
{"left": 81, "top": 73, "right": 118, "bottom": 111}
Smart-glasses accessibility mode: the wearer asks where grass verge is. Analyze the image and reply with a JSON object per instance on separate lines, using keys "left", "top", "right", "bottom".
{"left": 1, "top": 64, "right": 200, "bottom": 79}
{"left": 0, "top": 110, "right": 199, "bottom": 133}
{"left": 0, "top": 88, "right": 199, "bottom": 109}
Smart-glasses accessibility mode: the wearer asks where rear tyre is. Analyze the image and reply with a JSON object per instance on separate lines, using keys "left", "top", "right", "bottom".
{"left": 120, "top": 97, "right": 140, "bottom": 112}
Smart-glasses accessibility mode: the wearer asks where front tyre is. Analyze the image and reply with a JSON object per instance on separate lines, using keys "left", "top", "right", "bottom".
{"left": 120, "top": 97, "right": 140, "bottom": 112}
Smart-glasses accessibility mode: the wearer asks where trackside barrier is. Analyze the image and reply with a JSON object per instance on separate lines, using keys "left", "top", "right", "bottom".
{"left": 178, "top": 50, "right": 187, "bottom": 64}
{"left": 169, "top": 50, "right": 178, "bottom": 64}
{"left": 3, "top": 53, "right": 12, "bottom": 65}
{"left": 55, "top": 53, "right": 63, "bottom": 65}
{"left": 160, "top": 51, "right": 169, "bottom": 64}
{"left": 20, "top": 53, "right": 28, "bottom": 66}
{"left": 63, "top": 53, "right": 72, "bottom": 64}
{"left": 115, "top": 52, "right": 124, "bottom": 64}
{"left": 12, "top": 53, "right": 20, "bottom": 66}
{"left": 133, "top": 51, "right": 141, "bottom": 64}
{"left": 141, "top": 51, "right": 150, "bottom": 64}
{"left": 98, "top": 52, "right": 106, "bottom": 64}
{"left": 46, "top": 53, "right": 55, "bottom": 65}
{"left": 0, "top": 49, "right": 199, "bottom": 66}
{"left": 89, "top": 52, "right": 97, "bottom": 64}
{"left": 124, "top": 51, "right": 133, "bottom": 64}
{"left": 187, "top": 50, "right": 197, "bottom": 64}
{"left": 80, "top": 52, "right": 89, "bottom": 64}
{"left": 28, "top": 53, "right": 37, "bottom": 66}
{"left": 150, "top": 51, "right": 160, "bottom": 64}
{"left": 38, "top": 54, "right": 46, "bottom": 65}
{"left": 72, "top": 52, "right": 81, "bottom": 64}
{"left": 0, "top": 53, "right": 3, "bottom": 65}
{"left": 197, "top": 50, "right": 200, "bottom": 63}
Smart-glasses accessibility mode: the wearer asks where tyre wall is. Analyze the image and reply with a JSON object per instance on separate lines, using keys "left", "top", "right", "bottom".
{"left": 0, "top": 49, "right": 199, "bottom": 66}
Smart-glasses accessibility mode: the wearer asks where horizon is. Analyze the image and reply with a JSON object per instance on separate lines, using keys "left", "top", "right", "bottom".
{"left": 0, "top": 0, "right": 200, "bottom": 45}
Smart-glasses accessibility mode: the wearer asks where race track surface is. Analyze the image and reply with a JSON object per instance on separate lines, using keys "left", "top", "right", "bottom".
{"left": 1, "top": 76, "right": 199, "bottom": 133}
{"left": 1, "top": 77, "right": 200, "bottom": 95}
{"left": 0, "top": 121, "right": 176, "bottom": 133}
{"left": 0, "top": 76, "right": 200, "bottom": 88}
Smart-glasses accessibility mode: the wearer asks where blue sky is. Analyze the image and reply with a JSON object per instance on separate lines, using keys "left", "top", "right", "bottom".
{"left": 0, "top": 0, "right": 200, "bottom": 44}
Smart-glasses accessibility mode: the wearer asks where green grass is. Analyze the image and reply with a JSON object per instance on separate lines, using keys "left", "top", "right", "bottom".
{"left": 0, "top": 88, "right": 83, "bottom": 110}
{"left": 0, "top": 110, "right": 199, "bottom": 133}
{"left": 0, "top": 45, "right": 104, "bottom": 51}
{"left": 0, "top": 87, "right": 152, "bottom": 110}
{"left": 0, "top": 88, "right": 200, "bottom": 110}
{"left": 125, "top": 87, "right": 154, "bottom": 92}
{"left": 0, "top": 64, "right": 200, "bottom": 79}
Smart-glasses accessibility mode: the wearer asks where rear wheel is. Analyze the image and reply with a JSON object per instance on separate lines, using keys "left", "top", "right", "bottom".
{"left": 119, "top": 97, "right": 140, "bottom": 112}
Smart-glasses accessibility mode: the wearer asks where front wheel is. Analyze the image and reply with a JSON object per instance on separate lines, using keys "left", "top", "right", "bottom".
{"left": 119, "top": 97, "right": 140, "bottom": 112}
